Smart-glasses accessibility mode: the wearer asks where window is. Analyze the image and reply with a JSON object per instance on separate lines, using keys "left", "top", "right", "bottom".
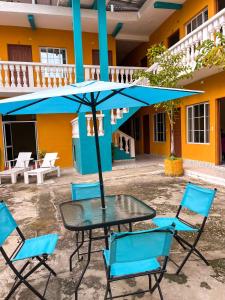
{"left": 186, "top": 8, "right": 208, "bottom": 35}
{"left": 154, "top": 113, "right": 166, "bottom": 142}
{"left": 187, "top": 102, "right": 209, "bottom": 144}
{"left": 40, "top": 47, "right": 67, "bottom": 77}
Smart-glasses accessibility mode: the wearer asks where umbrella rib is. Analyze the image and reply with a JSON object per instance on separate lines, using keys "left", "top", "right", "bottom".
{"left": 96, "top": 88, "right": 126, "bottom": 106}
{"left": 63, "top": 95, "right": 89, "bottom": 106}
{"left": 5, "top": 97, "right": 51, "bottom": 115}
{"left": 118, "top": 91, "right": 150, "bottom": 106}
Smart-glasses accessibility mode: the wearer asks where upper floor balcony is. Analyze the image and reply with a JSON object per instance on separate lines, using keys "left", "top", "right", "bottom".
{"left": 146, "top": 7, "right": 225, "bottom": 86}
{"left": 0, "top": 63, "right": 146, "bottom": 96}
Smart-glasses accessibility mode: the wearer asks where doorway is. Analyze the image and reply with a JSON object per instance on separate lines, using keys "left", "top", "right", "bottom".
{"left": 217, "top": 0, "right": 225, "bottom": 11}
{"left": 168, "top": 30, "right": 180, "bottom": 48}
{"left": 143, "top": 114, "right": 150, "bottom": 154}
{"left": 92, "top": 49, "right": 113, "bottom": 65}
{"left": 173, "top": 109, "right": 182, "bottom": 157}
{"left": 3, "top": 121, "right": 38, "bottom": 163}
{"left": 8, "top": 44, "right": 33, "bottom": 86}
{"left": 218, "top": 98, "right": 225, "bottom": 164}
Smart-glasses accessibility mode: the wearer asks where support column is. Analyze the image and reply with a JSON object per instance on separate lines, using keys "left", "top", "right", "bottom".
{"left": 72, "top": 0, "right": 84, "bottom": 82}
{"left": 97, "top": 0, "right": 109, "bottom": 81}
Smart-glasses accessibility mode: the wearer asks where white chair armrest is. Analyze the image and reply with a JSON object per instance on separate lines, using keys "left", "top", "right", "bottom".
{"left": 22, "top": 158, "right": 34, "bottom": 168}
{"left": 35, "top": 159, "right": 43, "bottom": 169}
{"left": 49, "top": 157, "right": 59, "bottom": 168}
{"left": 5, "top": 159, "right": 17, "bottom": 170}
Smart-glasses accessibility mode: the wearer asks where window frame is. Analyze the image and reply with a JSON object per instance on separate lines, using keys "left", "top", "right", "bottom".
{"left": 185, "top": 7, "right": 208, "bottom": 35}
{"left": 153, "top": 112, "right": 166, "bottom": 143}
{"left": 39, "top": 47, "right": 68, "bottom": 78}
{"left": 186, "top": 102, "right": 210, "bottom": 145}
{"left": 39, "top": 47, "right": 67, "bottom": 65}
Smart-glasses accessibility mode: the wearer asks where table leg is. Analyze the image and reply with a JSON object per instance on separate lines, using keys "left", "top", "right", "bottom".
{"left": 104, "top": 227, "right": 109, "bottom": 249}
{"left": 70, "top": 230, "right": 85, "bottom": 272}
{"left": 74, "top": 230, "right": 92, "bottom": 300}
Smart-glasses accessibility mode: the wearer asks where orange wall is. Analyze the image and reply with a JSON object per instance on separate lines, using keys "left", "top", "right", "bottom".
{"left": 135, "top": 71, "right": 225, "bottom": 164}
{"left": 181, "top": 71, "right": 225, "bottom": 164}
{"left": 36, "top": 114, "right": 75, "bottom": 168}
{"left": 123, "top": 0, "right": 217, "bottom": 66}
{"left": 135, "top": 106, "right": 171, "bottom": 156}
{"left": 0, "top": 26, "right": 117, "bottom": 65}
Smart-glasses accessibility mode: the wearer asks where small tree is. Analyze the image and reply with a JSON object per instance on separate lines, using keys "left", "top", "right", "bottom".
{"left": 195, "top": 32, "right": 225, "bottom": 70}
{"left": 134, "top": 44, "right": 193, "bottom": 157}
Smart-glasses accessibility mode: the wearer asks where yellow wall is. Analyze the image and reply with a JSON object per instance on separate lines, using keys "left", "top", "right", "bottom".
{"left": 136, "top": 71, "right": 225, "bottom": 164}
{"left": 0, "top": 26, "right": 117, "bottom": 168}
{"left": 36, "top": 114, "right": 75, "bottom": 168}
{"left": 135, "top": 106, "right": 171, "bottom": 156}
{"left": 123, "top": 0, "right": 217, "bottom": 66}
{"left": 0, "top": 26, "right": 117, "bottom": 65}
{"left": 181, "top": 71, "right": 225, "bottom": 164}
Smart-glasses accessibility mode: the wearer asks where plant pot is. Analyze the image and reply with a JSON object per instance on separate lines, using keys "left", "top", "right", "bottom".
{"left": 164, "top": 158, "right": 183, "bottom": 177}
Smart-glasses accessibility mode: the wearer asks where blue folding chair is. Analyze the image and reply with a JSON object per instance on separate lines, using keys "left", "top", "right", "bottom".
{"left": 152, "top": 183, "right": 217, "bottom": 274}
{"left": 0, "top": 201, "right": 58, "bottom": 300}
{"left": 69, "top": 182, "right": 124, "bottom": 273}
{"left": 69, "top": 182, "right": 101, "bottom": 270}
{"left": 103, "top": 226, "right": 174, "bottom": 300}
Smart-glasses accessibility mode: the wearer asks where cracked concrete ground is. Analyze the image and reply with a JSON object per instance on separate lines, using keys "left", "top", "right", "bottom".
{"left": 0, "top": 165, "right": 225, "bottom": 300}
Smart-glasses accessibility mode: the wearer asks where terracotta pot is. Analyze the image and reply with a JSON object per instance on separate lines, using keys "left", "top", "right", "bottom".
{"left": 164, "top": 158, "right": 184, "bottom": 177}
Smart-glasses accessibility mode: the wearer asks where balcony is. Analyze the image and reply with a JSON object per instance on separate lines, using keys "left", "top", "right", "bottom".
{"left": 141, "top": 8, "right": 225, "bottom": 86}
{"left": 0, "top": 63, "right": 146, "bottom": 96}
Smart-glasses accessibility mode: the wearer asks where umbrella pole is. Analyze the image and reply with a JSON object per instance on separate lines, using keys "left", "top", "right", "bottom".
{"left": 91, "top": 101, "right": 106, "bottom": 209}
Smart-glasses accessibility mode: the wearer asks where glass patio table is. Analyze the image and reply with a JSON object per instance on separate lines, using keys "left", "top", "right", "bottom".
{"left": 59, "top": 194, "right": 156, "bottom": 300}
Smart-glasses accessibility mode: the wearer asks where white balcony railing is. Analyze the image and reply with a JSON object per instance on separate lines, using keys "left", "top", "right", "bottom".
{"left": 0, "top": 62, "right": 146, "bottom": 92}
{"left": 113, "top": 130, "right": 135, "bottom": 158}
{"left": 169, "top": 8, "right": 225, "bottom": 70}
{"left": 137, "top": 8, "right": 225, "bottom": 85}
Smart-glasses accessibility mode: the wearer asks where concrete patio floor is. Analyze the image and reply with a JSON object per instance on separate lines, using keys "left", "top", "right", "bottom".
{"left": 0, "top": 164, "right": 225, "bottom": 300}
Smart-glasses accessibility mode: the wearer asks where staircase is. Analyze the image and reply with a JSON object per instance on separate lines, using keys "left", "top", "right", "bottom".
{"left": 71, "top": 105, "right": 138, "bottom": 174}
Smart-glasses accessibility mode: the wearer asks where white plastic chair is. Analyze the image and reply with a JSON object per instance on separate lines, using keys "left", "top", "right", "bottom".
{"left": 0, "top": 152, "right": 33, "bottom": 184}
{"left": 24, "top": 153, "right": 60, "bottom": 185}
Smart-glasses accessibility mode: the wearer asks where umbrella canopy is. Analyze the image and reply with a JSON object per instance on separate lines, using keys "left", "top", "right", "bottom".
{"left": 0, "top": 80, "right": 202, "bottom": 115}
{"left": 0, "top": 80, "right": 203, "bottom": 208}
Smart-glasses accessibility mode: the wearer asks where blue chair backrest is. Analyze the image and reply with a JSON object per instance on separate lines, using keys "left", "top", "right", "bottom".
{"left": 109, "top": 226, "right": 174, "bottom": 265}
{"left": 71, "top": 182, "right": 101, "bottom": 201}
{"left": 181, "top": 183, "right": 216, "bottom": 217}
{"left": 0, "top": 201, "right": 17, "bottom": 247}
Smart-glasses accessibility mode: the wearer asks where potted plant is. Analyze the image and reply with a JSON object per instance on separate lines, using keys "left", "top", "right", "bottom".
{"left": 134, "top": 44, "right": 193, "bottom": 176}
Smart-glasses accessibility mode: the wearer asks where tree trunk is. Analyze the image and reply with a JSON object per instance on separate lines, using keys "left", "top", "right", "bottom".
{"left": 170, "top": 110, "right": 175, "bottom": 156}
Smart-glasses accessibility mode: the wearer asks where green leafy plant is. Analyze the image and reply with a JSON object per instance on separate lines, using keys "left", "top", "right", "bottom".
{"left": 38, "top": 150, "right": 46, "bottom": 159}
{"left": 195, "top": 32, "right": 225, "bottom": 70}
{"left": 134, "top": 44, "right": 193, "bottom": 157}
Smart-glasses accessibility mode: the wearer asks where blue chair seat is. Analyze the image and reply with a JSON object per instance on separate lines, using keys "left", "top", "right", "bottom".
{"left": 152, "top": 217, "right": 198, "bottom": 232}
{"left": 12, "top": 234, "right": 58, "bottom": 262}
{"left": 104, "top": 250, "right": 160, "bottom": 278}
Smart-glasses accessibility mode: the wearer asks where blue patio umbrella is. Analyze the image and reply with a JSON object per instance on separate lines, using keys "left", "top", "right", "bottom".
{"left": 0, "top": 80, "right": 203, "bottom": 208}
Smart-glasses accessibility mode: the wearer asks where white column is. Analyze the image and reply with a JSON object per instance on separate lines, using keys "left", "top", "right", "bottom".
{"left": 86, "top": 115, "right": 92, "bottom": 136}
{"left": 35, "top": 65, "right": 41, "bottom": 88}
{"left": 98, "top": 115, "right": 104, "bottom": 136}
{"left": 22, "top": 65, "right": 27, "bottom": 87}
{"left": 4, "top": 64, "right": 10, "bottom": 88}
{"left": 9, "top": 64, "right": 15, "bottom": 87}
{"left": 15, "top": 65, "right": 22, "bottom": 87}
